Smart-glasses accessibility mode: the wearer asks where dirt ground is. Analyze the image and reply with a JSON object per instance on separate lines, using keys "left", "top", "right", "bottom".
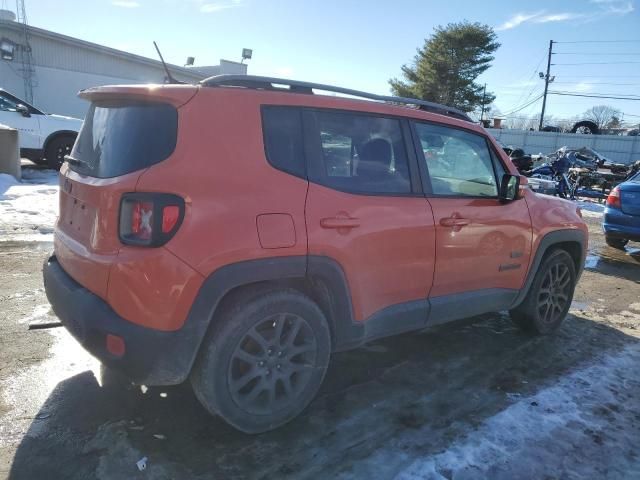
{"left": 1, "top": 215, "right": 639, "bottom": 479}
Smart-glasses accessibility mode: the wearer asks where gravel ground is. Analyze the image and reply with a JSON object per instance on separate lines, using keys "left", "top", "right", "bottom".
{"left": 1, "top": 206, "right": 639, "bottom": 479}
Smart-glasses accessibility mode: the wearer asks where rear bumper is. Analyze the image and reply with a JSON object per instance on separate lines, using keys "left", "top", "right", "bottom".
{"left": 43, "top": 255, "right": 197, "bottom": 385}
{"left": 603, "top": 208, "right": 640, "bottom": 242}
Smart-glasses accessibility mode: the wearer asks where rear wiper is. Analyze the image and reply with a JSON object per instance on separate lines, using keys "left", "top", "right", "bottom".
{"left": 64, "top": 155, "right": 88, "bottom": 167}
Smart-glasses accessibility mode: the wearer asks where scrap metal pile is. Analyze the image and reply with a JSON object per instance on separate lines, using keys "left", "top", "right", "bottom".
{"left": 503, "top": 145, "right": 640, "bottom": 200}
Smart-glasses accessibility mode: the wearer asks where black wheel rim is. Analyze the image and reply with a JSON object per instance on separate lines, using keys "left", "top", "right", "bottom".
{"left": 537, "top": 263, "right": 571, "bottom": 324}
{"left": 228, "top": 313, "right": 318, "bottom": 415}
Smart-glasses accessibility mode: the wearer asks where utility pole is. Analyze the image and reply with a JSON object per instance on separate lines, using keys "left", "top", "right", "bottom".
{"left": 480, "top": 83, "right": 487, "bottom": 123}
{"left": 538, "top": 40, "right": 554, "bottom": 131}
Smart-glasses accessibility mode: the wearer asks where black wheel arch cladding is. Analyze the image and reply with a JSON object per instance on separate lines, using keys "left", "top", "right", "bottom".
{"left": 510, "top": 229, "right": 586, "bottom": 309}
{"left": 186, "top": 230, "right": 585, "bottom": 375}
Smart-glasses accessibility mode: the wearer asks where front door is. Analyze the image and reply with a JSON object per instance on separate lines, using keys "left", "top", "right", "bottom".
{"left": 304, "top": 109, "right": 436, "bottom": 325}
{"left": 411, "top": 121, "right": 532, "bottom": 301}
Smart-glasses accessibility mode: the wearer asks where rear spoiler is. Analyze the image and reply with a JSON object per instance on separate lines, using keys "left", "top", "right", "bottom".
{"left": 78, "top": 84, "right": 199, "bottom": 108}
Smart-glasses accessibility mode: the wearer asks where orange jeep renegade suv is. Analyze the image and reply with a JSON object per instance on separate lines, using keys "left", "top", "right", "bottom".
{"left": 44, "top": 75, "right": 588, "bottom": 433}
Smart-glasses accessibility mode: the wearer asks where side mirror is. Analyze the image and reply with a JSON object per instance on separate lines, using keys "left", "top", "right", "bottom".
{"left": 16, "top": 104, "right": 30, "bottom": 117}
{"left": 499, "top": 174, "right": 521, "bottom": 202}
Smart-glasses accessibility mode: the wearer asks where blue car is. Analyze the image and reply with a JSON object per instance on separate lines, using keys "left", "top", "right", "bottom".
{"left": 603, "top": 172, "right": 640, "bottom": 249}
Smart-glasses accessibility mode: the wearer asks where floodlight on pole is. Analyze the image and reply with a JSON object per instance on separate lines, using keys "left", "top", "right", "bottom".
{"left": 241, "top": 48, "right": 253, "bottom": 64}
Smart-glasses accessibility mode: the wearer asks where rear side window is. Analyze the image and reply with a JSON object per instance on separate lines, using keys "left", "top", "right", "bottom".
{"left": 262, "top": 107, "right": 305, "bottom": 178}
{"left": 69, "top": 101, "right": 177, "bottom": 178}
{"left": 309, "top": 111, "right": 411, "bottom": 195}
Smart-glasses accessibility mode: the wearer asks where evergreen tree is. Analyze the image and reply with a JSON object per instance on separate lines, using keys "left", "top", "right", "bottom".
{"left": 390, "top": 22, "right": 500, "bottom": 112}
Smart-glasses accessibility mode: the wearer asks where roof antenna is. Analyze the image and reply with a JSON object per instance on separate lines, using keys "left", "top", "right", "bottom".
{"left": 153, "top": 41, "right": 183, "bottom": 84}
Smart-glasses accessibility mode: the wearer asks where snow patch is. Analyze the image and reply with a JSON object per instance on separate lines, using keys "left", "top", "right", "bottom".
{"left": 577, "top": 200, "right": 605, "bottom": 219}
{"left": 19, "top": 303, "right": 53, "bottom": 325}
{"left": 584, "top": 254, "right": 600, "bottom": 269}
{"left": 394, "top": 343, "right": 640, "bottom": 479}
{"left": 0, "top": 168, "right": 59, "bottom": 242}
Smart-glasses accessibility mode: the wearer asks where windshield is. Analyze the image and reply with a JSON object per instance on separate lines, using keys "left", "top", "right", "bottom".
{"left": 68, "top": 100, "right": 178, "bottom": 178}
{"left": 0, "top": 90, "right": 44, "bottom": 115}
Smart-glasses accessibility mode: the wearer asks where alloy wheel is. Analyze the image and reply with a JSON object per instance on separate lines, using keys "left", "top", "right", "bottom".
{"left": 537, "top": 263, "right": 571, "bottom": 324}
{"left": 228, "top": 313, "right": 318, "bottom": 415}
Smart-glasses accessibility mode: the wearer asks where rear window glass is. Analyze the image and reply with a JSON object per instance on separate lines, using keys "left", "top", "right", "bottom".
{"left": 69, "top": 101, "right": 178, "bottom": 178}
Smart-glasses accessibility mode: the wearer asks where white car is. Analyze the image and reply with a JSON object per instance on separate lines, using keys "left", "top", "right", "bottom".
{"left": 0, "top": 88, "right": 83, "bottom": 169}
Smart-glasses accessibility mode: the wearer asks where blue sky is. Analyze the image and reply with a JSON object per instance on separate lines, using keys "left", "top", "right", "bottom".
{"left": 14, "top": 0, "right": 640, "bottom": 122}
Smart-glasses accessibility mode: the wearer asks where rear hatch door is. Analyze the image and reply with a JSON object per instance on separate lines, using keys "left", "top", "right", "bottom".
{"left": 56, "top": 85, "right": 197, "bottom": 298}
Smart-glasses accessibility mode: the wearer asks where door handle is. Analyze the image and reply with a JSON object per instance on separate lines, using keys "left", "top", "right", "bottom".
{"left": 440, "top": 217, "right": 470, "bottom": 227}
{"left": 320, "top": 217, "right": 360, "bottom": 229}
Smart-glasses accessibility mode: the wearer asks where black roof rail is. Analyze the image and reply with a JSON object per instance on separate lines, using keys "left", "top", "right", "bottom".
{"left": 201, "top": 75, "right": 473, "bottom": 123}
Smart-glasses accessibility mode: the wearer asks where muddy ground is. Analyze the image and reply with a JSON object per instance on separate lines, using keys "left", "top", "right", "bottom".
{"left": 1, "top": 215, "right": 639, "bottom": 479}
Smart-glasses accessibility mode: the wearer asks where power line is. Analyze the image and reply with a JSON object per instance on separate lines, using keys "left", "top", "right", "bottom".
{"left": 553, "top": 82, "right": 638, "bottom": 86}
{"left": 513, "top": 83, "right": 543, "bottom": 108}
{"left": 493, "top": 52, "right": 545, "bottom": 116}
{"left": 555, "top": 75, "right": 640, "bottom": 78}
{"left": 551, "top": 90, "right": 640, "bottom": 98}
{"left": 552, "top": 61, "right": 640, "bottom": 65}
{"left": 498, "top": 86, "right": 543, "bottom": 112}
{"left": 502, "top": 94, "right": 544, "bottom": 116}
{"left": 549, "top": 92, "right": 640, "bottom": 101}
{"left": 553, "top": 52, "right": 640, "bottom": 55}
{"left": 501, "top": 52, "right": 547, "bottom": 110}
{"left": 495, "top": 91, "right": 543, "bottom": 96}
{"left": 554, "top": 40, "right": 640, "bottom": 44}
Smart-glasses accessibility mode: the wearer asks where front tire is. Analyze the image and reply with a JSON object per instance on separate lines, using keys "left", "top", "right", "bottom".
{"left": 510, "top": 249, "right": 576, "bottom": 335}
{"left": 45, "top": 134, "right": 76, "bottom": 170}
{"left": 191, "top": 289, "right": 331, "bottom": 434}
{"left": 605, "top": 236, "right": 628, "bottom": 249}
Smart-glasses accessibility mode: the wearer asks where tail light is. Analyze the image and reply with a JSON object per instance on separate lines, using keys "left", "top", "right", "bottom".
{"left": 606, "top": 186, "right": 621, "bottom": 209}
{"left": 119, "top": 193, "right": 185, "bottom": 247}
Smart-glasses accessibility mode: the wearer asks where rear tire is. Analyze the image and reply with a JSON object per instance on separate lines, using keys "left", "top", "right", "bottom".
{"left": 191, "top": 289, "right": 331, "bottom": 434}
{"left": 605, "top": 236, "right": 628, "bottom": 249}
{"left": 510, "top": 249, "right": 576, "bottom": 335}
{"left": 45, "top": 134, "right": 76, "bottom": 170}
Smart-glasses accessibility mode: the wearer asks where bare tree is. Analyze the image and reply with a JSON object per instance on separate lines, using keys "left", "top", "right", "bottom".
{"left": 556, "top": 117, "right": 579, "bottom": 133}
{"left": 607, "top": 116, "right": 621, "bottom": 129}
{"left": 583, "top": 105, "right": 622, "bottom": 130}
{"left": 503, "top": 114, "right": 542, "bottom": 130}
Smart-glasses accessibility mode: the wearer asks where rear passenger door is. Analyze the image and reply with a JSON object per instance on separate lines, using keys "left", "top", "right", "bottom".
{"left": 411, "top": 121, "right": 532, "bottom": 305}
{"left": 304, "top": 109, "right": 436, "bottom": 326}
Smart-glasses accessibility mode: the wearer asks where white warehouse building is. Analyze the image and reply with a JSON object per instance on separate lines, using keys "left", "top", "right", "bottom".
{"left": 0, "top": 10, "right": 246, "bottom": 118}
